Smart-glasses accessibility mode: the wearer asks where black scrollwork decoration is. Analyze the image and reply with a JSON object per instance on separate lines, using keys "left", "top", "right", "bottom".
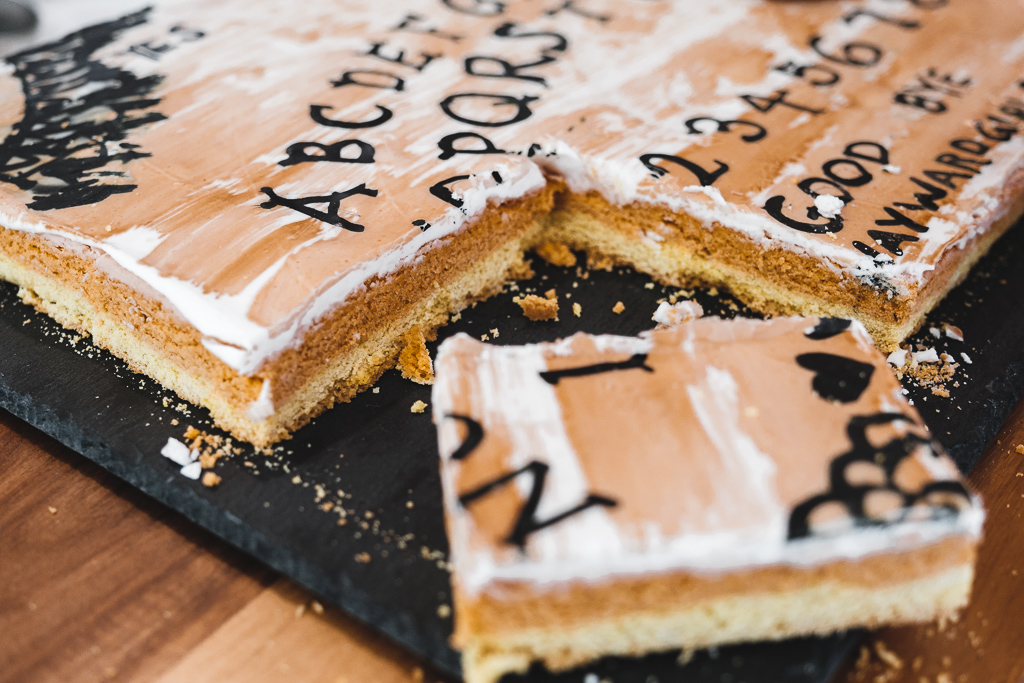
{"left": 788, "top": 413, "right": 972, "bottom": 540}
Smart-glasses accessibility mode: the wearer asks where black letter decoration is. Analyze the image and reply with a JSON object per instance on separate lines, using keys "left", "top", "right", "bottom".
{"left": 441, "top": 0, "right": 505, "bottom": 15}
{"left": 445, "top": 414, "right": 484, "bottom": 460}
{"left": 259, "top": 184, "right": 378, "bottom": 231}
{"left": 310, "top": 104, "right": 393, "bottom": 129}
{"left": 640, "top": 153, "right": 729, "bottom": 186}
{"left": 464, "top": 55, "right": 555, "bottom": 86}
{"left": 539, "top": 354, "right": 653, "bottom": 385}
{"left": 796, "top": 353, "right": 874, "bottom": 403}
{"left": 279, "top": 140, "right": 375, "bottom": 166}
{"left": 330, "top": 69, "right": 405, "bottom": 91}
{"left": 804, "top": 318, "right": 852, "bottom": 340}
{"left": 430, "top": 174, "right": 472, "bottom": 208}
{"left": 685, "top": 117, "right": 767, "bottom": 143}
{"left": 763, "top": 195, "right": 844, "bottom": 234}
{"left": 437, "top": 131, "right": 507, "bottom": 160}
{"left": 440, "top": 93, "right": 539, "bottom": 127}
{"left": 458, "top": 461, "right": 617, "bottom": 548}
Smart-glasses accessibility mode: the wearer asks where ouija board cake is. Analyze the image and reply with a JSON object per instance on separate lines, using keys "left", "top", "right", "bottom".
{"left": 0, "top": 0, "right": 1023, "bottom": 445}
{"left": 432, "top": 317, "right": 983, "bottom": 683}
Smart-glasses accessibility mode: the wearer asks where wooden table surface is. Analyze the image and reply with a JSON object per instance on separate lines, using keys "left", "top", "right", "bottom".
{"left": 2, "top": 397, "right": 1023, "bottom": 683}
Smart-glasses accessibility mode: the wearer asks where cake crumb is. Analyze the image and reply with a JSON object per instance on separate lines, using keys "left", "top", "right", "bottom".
{"left": 587, "top": 252, "right": 615, "bottom": 271}
{"left": 506, "top": 259, "right": 535, "bottom": 280}
{"left": 943, "top": 324, "right": 964, "bottom": 341}
{"left": 201, "top": 471, "right": 222, "bottom": 488}
{"left": 310, "top": 600, "right": 325, "bottom": 615}
{"left": 184, "top": 426, "right": 200, "bottom": 440}
{"left": 852, "top": 645, "right": 871, "bottom": 676}
{"left": 398, "top": 327, "right": 434, "bottom": 385}
{"left": 1015, "top": 444, "right": 1023, "bottom": 454}
{"left": 295, "top": 603, "right": 305, "bottom": 618}
{"left": 873, "top": 641, "right": 903, "bottom": 670}
{"left": 572, "top": 302, "right": 582, "bottom": 317}
{"left": 355, "top": 552, "right": 371, "bottom": 563}
{"left": 47, "top": 506, "right": 57, "bottom": 514}
{"left": 653, "top": 300, "right": 703, "bottom": 326}
{"left": 410, "top": 400, "right": 427, "bottom": 414}
{"left": 490, "top": 328, "right": 499, "bottom": 338}
{"left": 170, "top": 418, "right": 179, "bottom": 426}
{"left": 437, "top": 604, "right": 451, "bottom": 618}
{"left": 612, "top": 301, "right": 625, "bottom": 314}
{"left": 517, "top": 293, "right": 559, "bottom": 321}
{"left": 535, "top": 241, "right": 577, "bottom": 267}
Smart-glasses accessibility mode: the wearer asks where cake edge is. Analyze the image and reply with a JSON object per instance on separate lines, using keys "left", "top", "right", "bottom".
{"left": 456, "top": 541, "right": 977, "bottom": 683}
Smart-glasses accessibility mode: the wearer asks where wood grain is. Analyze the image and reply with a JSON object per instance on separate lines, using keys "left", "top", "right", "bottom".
{"left": 0, "top": 409, "right": 275, "bottom": 683}
{"left": 155, "top": 580, "right": 440, "bottom": 683}
{"left": 835, "top": 396, "right": 1024, "bottom": 683}
{"left": 2, "top": 396, "right": 1023, "bottom": 683}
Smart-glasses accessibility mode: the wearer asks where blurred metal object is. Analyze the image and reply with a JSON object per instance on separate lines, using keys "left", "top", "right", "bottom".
{"left": 0, "top": 0, "right": 37, "bottom": 34}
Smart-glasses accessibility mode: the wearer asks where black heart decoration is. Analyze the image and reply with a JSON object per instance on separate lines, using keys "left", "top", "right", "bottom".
{"left": 796, "top": 352, "right": 874, "bottom": 403}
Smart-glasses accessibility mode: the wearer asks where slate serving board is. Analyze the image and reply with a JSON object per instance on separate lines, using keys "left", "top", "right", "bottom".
{"left": 0, "top": 218, "right": 1022, "bottom": 682}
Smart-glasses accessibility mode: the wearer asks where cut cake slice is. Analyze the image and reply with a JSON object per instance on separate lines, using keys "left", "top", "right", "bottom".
{"left": 432, "top": 317, "right": 983, "bottom": 683}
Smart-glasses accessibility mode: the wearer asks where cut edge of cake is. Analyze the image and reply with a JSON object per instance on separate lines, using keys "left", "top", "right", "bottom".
{"left": 0, "top": 185, "right": 555, "bottom": 446}
{"left": 542, "top": 161, "right": 1024, "bottom": 352}
{"left": 458, "top": 549, "right": 974, "bottom": 683}
{"left": 3, "top": 164, "right": 1022, "bottom": 445}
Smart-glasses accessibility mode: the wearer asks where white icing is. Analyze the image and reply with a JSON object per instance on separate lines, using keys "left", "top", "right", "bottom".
{"left": 103, "top": 226, "right": 167, "bottom": 261}
{"left": 886, "top": 349, "right": 908, "bottom": 367}
{"left": 652, "top": 300, "right": 703, "bottom": 326}
{"left": 160, "top": 437, "right": 193, "bottom": 466}
{"left": 246, "top": 378, "right": 274, "bottom": 422}
{"left": 813, "top": 194, "right": 845, "bottom": 219}
{"left": 161, "top": 436, "right": 202, "bottom": 478}
{"left": 912, "top": 348, "right": 940, "bottom": 363}
{"left": 686, "top": 365, "right": 785, "bottom": 541}
{"left": 180, "top": 461, "right": 202, "bottom": 479}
